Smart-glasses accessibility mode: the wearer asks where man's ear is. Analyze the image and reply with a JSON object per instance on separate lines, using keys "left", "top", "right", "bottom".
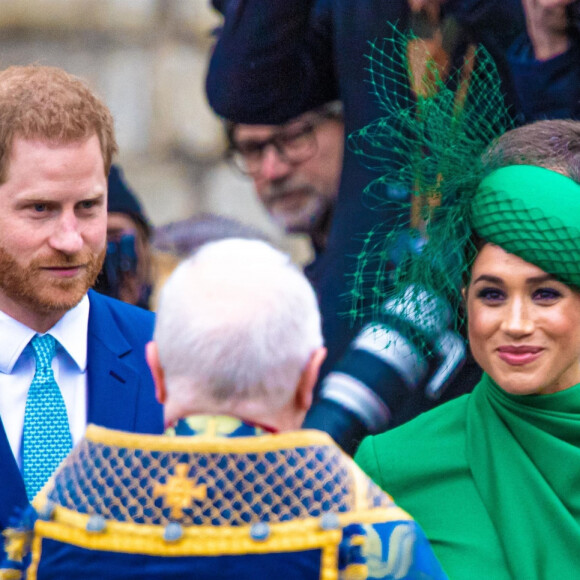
{"left": 146, "top": 341, "right": 166, "bottom": 404}
{"left": 296, "top": 347, "right": 327, "bottom": 412}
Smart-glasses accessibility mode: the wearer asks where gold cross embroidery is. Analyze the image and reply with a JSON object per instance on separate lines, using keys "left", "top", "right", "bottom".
{"left": 154, "top": 463, "right": 207, "bottom": 518}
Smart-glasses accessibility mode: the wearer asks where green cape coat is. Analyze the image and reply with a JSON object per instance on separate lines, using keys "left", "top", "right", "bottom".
{"left": 355, "top": 373, "right": 580, "bottom": 579}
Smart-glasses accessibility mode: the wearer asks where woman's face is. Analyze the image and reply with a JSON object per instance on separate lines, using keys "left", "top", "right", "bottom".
{"left": 466, "top": 243, "right": 580, "bottom": 395}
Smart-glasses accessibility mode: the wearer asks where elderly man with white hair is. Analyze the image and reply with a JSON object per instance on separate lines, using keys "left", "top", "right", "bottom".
{"left": 148, "top": 238, "right": 326, "bottom": 434}
{"left": 3, "top": 239, "right": 446, "bottom": 580}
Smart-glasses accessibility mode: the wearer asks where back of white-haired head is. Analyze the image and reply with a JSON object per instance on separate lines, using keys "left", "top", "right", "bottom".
{"left": 154, "top": 238, "right": 323, "bottom": 416}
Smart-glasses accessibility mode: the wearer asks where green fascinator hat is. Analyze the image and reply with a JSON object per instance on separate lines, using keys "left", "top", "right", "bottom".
{"left": 472, "top": 165, "right": 580, "bottom": 289}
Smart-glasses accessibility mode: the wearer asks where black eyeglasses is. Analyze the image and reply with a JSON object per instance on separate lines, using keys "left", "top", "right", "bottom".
{"left": 229, "top": 119, "right": 319, "bottom": 175}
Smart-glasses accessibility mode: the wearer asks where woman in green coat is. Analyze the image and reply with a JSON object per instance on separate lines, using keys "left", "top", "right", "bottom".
{"left": 355, "top": 118, "right": 580, "bottom": 579}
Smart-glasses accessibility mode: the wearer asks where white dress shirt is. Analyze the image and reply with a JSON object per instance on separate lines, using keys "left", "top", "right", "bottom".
{"left": 0, "top": 295, "right": 89, "bottom": 467}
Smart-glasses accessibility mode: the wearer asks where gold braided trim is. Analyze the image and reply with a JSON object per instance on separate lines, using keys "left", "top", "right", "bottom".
{"left": 28, "top": 506, "right": 413, "bottom": 580}
{"left": 349, "top": 458, "right": 396, "bottom": 511}
{"left": 32, "top": 504, "right": 410, "bottom": 553}
{"left": 352, "top": 461, "right": 369, "bottom": 511}
{"left": 342, "top": 563, "right": 369, "bottom": 580}
{"left": 84, "top": 423, "right": 337, "bottom": 453}
{"left": 30, "top": 517, "right": 342, "bottom": 553}
{"left": 47, "top": 503, "right": 409, "bottom": 538}
{"left": 0, "top": 570, "right": 22, "bottom": 580}
{"left": 28, "top": 516, "right": 343, "bottom": 580}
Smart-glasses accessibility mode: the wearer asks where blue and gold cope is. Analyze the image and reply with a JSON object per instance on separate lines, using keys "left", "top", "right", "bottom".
{"left": 2, "top": 416, "right": 446, "bottom": 579}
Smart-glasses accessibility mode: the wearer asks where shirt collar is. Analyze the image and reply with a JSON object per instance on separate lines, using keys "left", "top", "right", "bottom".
{"left": 49, "top": 295, "right": 89, "bottom": 372}
{"left": 0, "top": 294, "right": 90, "bottom": 373}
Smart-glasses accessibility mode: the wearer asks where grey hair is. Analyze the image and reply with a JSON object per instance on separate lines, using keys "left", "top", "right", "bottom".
{"left": 154, "top": 238, "right": 323, "bottom": 415}
{"left": 152, "top": 213, "right": 269, "bottom": 258}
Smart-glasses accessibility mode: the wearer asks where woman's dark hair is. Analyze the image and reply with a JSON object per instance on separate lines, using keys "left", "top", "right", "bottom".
{"left": 484, "top": 119, "right": 580, "bottom": 184}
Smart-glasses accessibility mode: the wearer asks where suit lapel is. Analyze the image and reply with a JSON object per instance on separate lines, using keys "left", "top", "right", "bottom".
{"left": 86, "top": 291, "right": 140, "bottom": 431}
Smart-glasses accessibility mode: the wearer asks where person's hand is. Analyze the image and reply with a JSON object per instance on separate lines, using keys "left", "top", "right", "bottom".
{"left": 522, "top": 0, "right": 576, "bottom": 60}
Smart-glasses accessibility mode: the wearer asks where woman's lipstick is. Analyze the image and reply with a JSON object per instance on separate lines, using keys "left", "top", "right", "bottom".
{"left": 497, "top": 346, "right": 543, "bottom": 366}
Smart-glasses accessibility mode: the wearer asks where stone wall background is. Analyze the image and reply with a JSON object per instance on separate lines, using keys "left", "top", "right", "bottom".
{"left": 0, "top": 0, "right": 311, "bottom": 263}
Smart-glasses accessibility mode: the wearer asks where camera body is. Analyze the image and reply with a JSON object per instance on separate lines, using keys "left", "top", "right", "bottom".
{"left": 304, "top": 286, "right": 466, "bottom": 455}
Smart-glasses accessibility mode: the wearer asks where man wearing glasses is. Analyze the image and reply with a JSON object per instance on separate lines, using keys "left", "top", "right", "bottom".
{"left": 226, "top": 101, "right": 344, "bottom": 259}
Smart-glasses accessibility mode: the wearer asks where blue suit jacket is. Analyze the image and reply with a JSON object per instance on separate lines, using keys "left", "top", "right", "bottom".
{"left": 0, "top": 290, "right": 164, "bottom": 539}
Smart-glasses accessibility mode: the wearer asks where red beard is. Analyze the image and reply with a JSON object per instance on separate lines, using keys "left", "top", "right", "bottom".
{"left": 0, "top": 245, "right": 106, "bottom": 315}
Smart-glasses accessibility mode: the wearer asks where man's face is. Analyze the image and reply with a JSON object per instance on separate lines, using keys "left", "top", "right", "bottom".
{"left": 232, "top": 114, "right": 344, "bottom": 236}
{"left": 0, "top": 135, "right": 107, "bottom": 331}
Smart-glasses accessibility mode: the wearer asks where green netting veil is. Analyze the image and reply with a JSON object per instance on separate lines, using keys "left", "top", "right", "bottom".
{"left": 348, "top": 25, "right": 512, "bottom": 344}
{"left": 348, "top": 25, "right": 580, "bottom": 359}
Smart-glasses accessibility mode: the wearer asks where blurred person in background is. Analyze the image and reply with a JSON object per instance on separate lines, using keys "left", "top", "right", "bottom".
{"left": 507, "top": 0, "right": 580, "bottom": 121}
{"left": 153, "top": 212, "right": 269, "bottom": 259}
{"left": 94, "top": 165, "right": 153, "bottom": 309}
{"left": 225, "top": 101, "right": 344, "bottom": 278}
{"left": 150, "top": 213, "right": 269, "bottom": 308}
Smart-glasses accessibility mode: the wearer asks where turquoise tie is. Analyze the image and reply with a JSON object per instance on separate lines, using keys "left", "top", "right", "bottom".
{"left": 22, "top": 334, "right": 73, "bottom": 501}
